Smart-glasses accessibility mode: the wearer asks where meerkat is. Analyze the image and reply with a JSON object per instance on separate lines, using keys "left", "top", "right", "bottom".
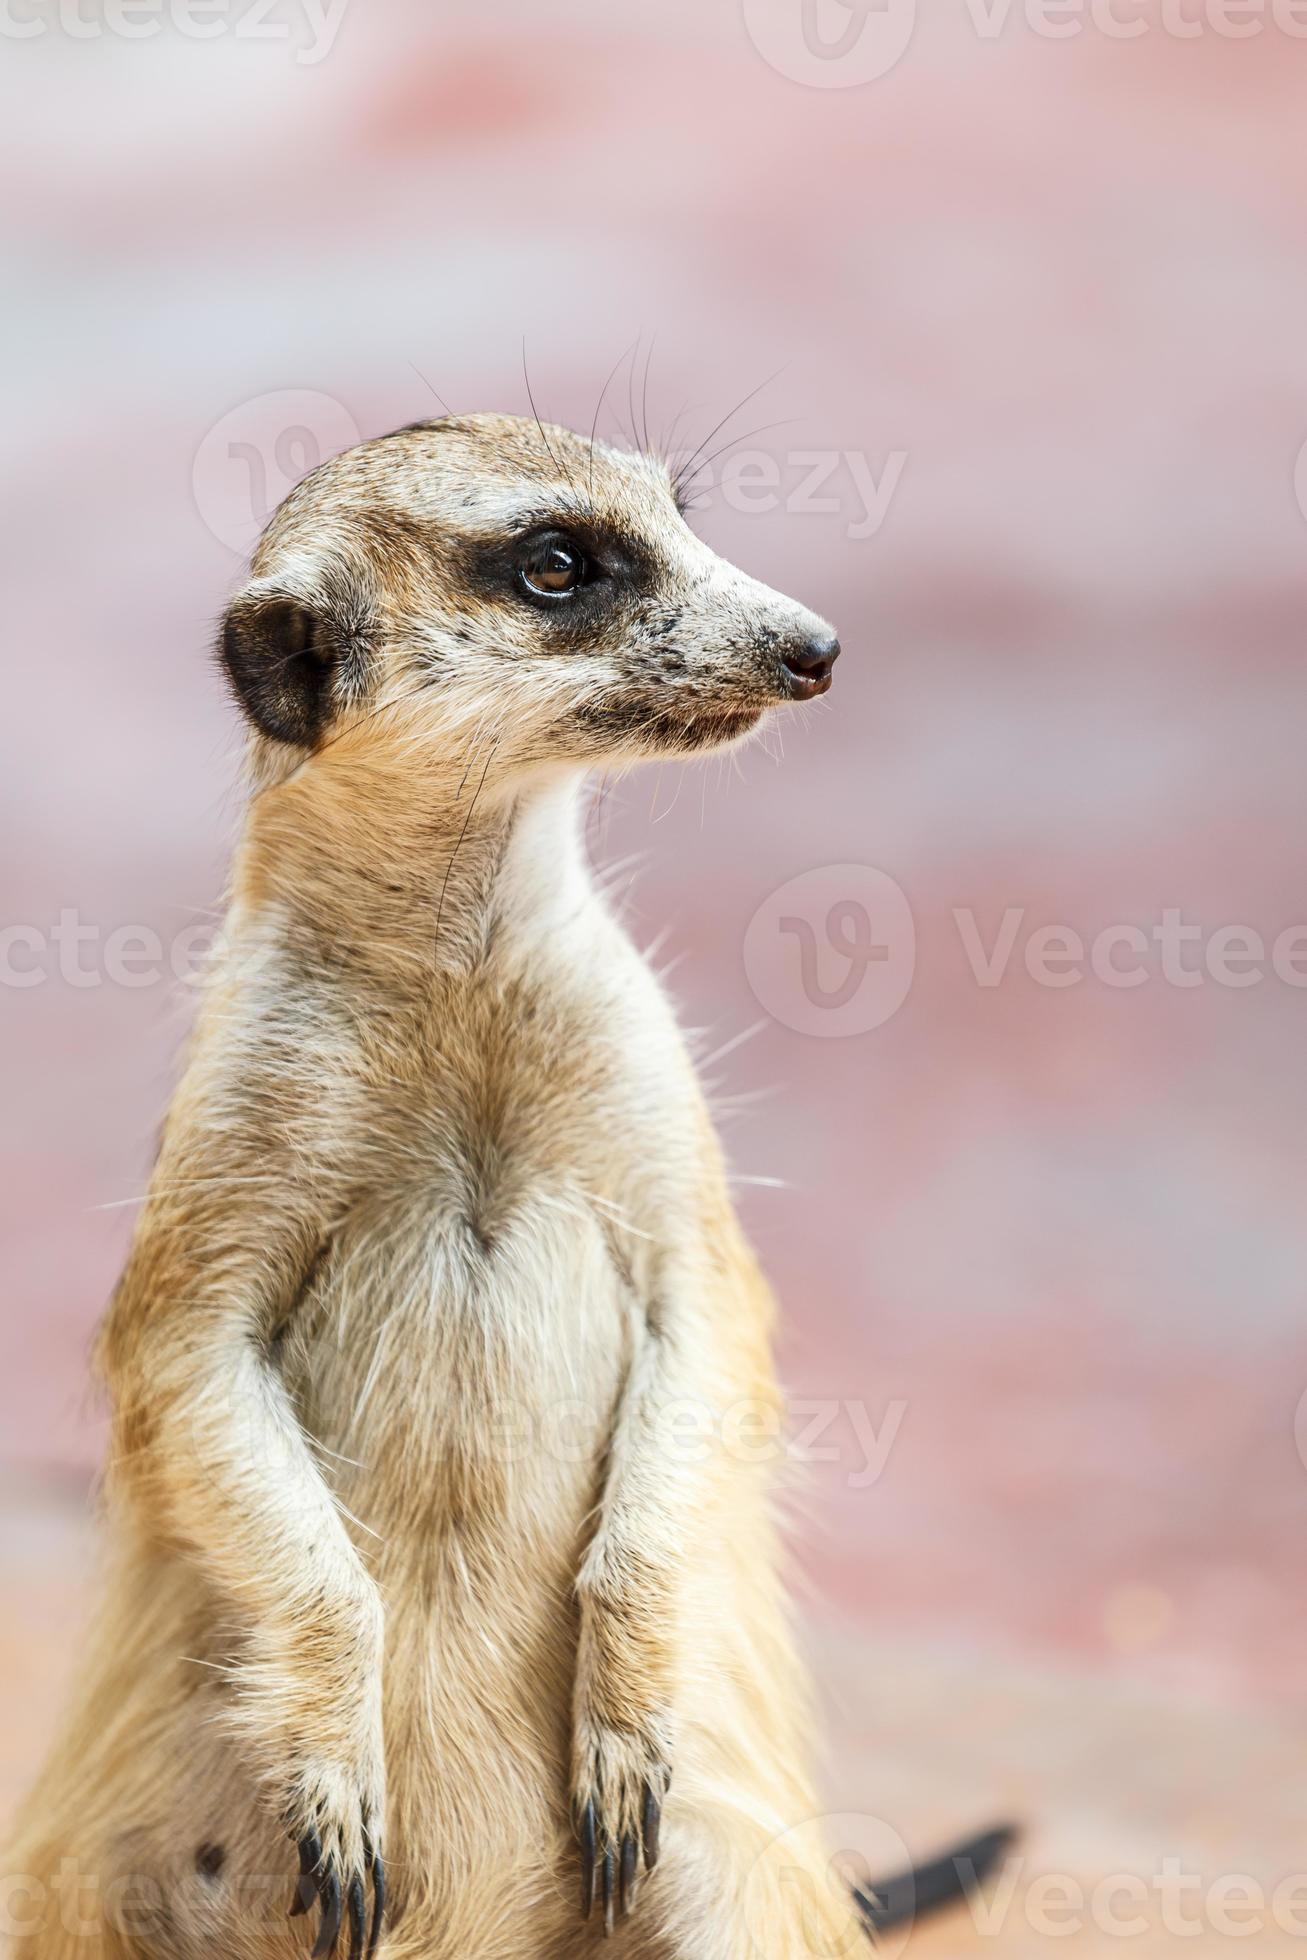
{"left": 6, "top": 414, "right": 1007, "bottom": 1960}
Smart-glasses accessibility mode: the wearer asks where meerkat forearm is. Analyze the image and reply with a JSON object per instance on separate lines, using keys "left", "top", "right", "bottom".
{"left": 571, "top": 1280, "right": 706, "bottom": 1927}
{"left": 100, "top": 1088, "right": 386, "bottom": 1949}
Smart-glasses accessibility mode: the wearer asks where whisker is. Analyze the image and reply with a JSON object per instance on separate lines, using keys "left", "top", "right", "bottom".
{"left": 697, "top": 1019, "right": 768, "bottom": 1071}
{"left": 433, "top": 738, "right": 499, "bottom": 956}
{"left": 588, "top": 339, "right": 639, "bottom": 507}
{"left": 674, "top": 418, "right": 801, "bottom": 504}
{"left": 522, "top": 339, "right": 578, "bottom": 497}
{"left": 672, "top": 366, "right": 789, "bottom": 503}
{"left": 407, "top": 360, "right": 454, "bottom": 418}
{"left": 638, "top": 331, "right": 657, "bottom": 458}
{"left": 626, "top": 330, "right": 643, "bottom": 457}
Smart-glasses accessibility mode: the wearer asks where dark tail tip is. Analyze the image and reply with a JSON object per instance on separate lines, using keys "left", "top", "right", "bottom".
{"left": 853, "top": 1821, "right": 1019, "bottom": 1935}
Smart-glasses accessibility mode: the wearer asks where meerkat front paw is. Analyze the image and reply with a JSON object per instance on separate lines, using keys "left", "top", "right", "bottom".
{"left": 286, "top": 1762, "right": 385, "bottom": 1960}
{"left": 233, "top": 1599, "right": 387, "bottom": 1958}
{"left": 572, "top": 1710, "right": 672, "bottom": 1933}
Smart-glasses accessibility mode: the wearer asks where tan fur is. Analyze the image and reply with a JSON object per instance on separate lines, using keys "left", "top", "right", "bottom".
{"left": 4, "top": 417, "right": 864, "bottom": 1958}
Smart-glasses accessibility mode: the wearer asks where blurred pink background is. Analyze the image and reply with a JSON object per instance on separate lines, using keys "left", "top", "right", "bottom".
{"left": 4, "top": 2, "right": 1307, "bottom": 1947}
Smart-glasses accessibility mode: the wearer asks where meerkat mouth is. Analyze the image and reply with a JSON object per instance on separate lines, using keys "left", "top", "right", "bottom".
{"left": 574, "top": 694, "right": 766, "bottom": 753}
{"left": 668, "top": 705, "right": 765, "bottom": 750}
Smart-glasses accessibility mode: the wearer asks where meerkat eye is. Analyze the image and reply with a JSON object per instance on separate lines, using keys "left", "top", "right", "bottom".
{"left": 517, "top": 533, "right": 589, "bottom": 600}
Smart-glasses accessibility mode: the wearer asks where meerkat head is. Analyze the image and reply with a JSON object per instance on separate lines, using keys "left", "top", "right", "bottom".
{"left": 220, "top": 413, "right": 839, "bottom": 783}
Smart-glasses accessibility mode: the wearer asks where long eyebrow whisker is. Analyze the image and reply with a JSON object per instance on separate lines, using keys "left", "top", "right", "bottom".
{"left": 408, "top": 360, "right": 455, "bottom": 418}
{"left": 671, "top": 367, "right": 789, "bottom": 504}
{"left": 638, "top": 332, "right": 657, "bottom": 459}
{"left": 588, "top": 339, "right": 640, "bottom": 511}
{"left": 673, "top": 418, "right": 800, "bottom": 506}
{"left": 522, "top": 339, "right": 580, "bottom": 499}
{"left": 626, "top": 330, "right": 643, "bottom": 458}
{"left": 658, "top": 399, "right": 701, "bottom": 501}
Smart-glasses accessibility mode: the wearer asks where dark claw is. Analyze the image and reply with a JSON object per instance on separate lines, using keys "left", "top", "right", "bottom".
{"left": 601, "top": 1843, "right": 615, "bottom": 1937}
{"left": 291, "top": 1831, "right": 322, "bottom": 1917}
{"left": 642, "top": 1784, "right": 661, "bottom": 1872}
{"left": 346, "top": 1874, "right": 365, "bottom": 1960}
{"left": 366, "top": 1846, "right": 385, "bottom": 1960}
{"left": 619, "top": 1833, "right": 638, "bottom": 1916}
{"left": 578, "top": 1799, "right": 597, "bottom": 1920}
{"left": 312, "top": 1867, "right": 342, "bottom": 1959}
{"left": 290, "top": 1875, "right": 316, "bottom": 1919}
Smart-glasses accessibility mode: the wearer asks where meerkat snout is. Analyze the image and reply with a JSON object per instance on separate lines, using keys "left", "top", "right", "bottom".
{"left": 218, "top": 413, "right": 839, "bottom": 775}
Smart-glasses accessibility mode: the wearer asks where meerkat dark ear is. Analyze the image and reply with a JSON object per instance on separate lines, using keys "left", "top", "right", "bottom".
{"left": 220, "top": 591, "right": 340, "bottom": 748}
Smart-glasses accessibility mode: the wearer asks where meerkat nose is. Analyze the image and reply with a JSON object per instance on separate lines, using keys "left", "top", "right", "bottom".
{"left": 781, "top": 631, "right": 841, "bottom": 700}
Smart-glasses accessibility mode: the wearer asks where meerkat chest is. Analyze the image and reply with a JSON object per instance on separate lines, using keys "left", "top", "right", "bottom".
{"left": 303, "top": 1178, "right": 630, "bottom": 1521}
{"left": 290, "top": 973, "right": 692, "bottom": 1512}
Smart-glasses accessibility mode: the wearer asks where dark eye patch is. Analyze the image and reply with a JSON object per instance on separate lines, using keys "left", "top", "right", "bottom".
{"left": 452, "top": 512, "right": 658, "bottom": 642}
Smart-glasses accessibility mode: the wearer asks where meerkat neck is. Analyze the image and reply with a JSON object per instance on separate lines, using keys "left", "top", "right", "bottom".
{"left": 232, "top": 759, "right": 593, "bottom": 993}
